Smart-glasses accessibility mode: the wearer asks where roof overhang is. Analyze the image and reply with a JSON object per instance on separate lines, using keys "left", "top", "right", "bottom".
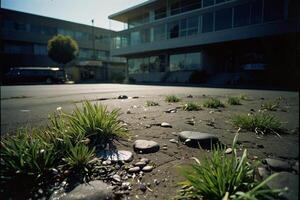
{"left": 108, "top": 0, "right": 159, "bottom": 22}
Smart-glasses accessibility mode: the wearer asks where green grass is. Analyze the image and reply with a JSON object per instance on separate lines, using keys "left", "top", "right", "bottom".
{"left": 165, "top": 95, "right": 181, "bottom": 103}
{"left": 238, "top": 94, "right": 250, "bottom": 100}
{"left": 231, "top": 113, "right": 282, "bottom": 135}
{"left": 202, "top": 98, "right": 225, "bottom": 108}
{"left": 183, "top": 102, "right": 202, "bottom": 111}
{"left": 177, "top": 133, "right": 285, "bottom": 200}
{"left": 64, "top": 143, "right": 95, "bottom": 172}
{"left": 146, "top": 100, "right": 159, "bottom": 106}
{"left": 261, "top": 101, "right": 280, "bottom": 111}
{"left": 227, "top": 96, "right": 242, "bottom": 105}
{"left": 64, "top": 101, "right": 127, "bottom": 147}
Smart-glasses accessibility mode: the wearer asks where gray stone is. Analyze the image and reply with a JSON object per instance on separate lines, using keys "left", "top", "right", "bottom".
{"left": 98, "top": 150, "right": 133, "bottom": 162}
{"left": 178, "top": 131, "right": 218, "bottom": 148}
{"left": 112, "top": 174, "right": 121, "bottom": 182}
{"left": 265, "top": 158, "right": 291, "bottom": 171}
{"left": 225, "top": 148, "right": 232, "bottom": 154}
{"left": 118, "top": 95, "right": 128, "bottom": 99}
{"left": 161, "top": 122, "right": 172, "bottom": 128}
{"left": 267, "top": 172, "right": 298, "bottom": 200}
{"left": 140, "top": 158, "right": 150, "bottom": 164}
{"left": 128, "top": 166, "right": 140, "bottom": 173}
{"left": 169, "top": 139, "right": 178, "bottom": 144}
{"left": 134, "top": 161, "right": 147, "bottom": 167}
{"left": 258, "top": 167, "right": 270, "bottom": 179}
{"left": 61, "top": 180, "right": 113, "bottom": 200}
{"left": 133, "top": 140, "right": 160, "bottom": 153}
{"left": 142, "top": 165, "right": 154, "bottom": 172}
{"left": 164, "top": 108, "right": 177, "bottom": 113}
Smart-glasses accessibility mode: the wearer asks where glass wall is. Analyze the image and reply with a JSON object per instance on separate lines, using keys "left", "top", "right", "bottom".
{"left": 264, "top": 0, "right": 285, "bottom": 22}
{"left": 215, "top": 8, "right": 232, "bottom": 31}
{"left": 154, "top": 24, "right": 166, "bottom": 41}
{"left": 128, "top": 55, "right": 166, "bottom": 74}
{"left": 130, "top": 31, "right": 141, "bottom": 45}
{"left": 234, "top": 4, "right": 250, "bottom": 27}
{"left": 167, "top": 21, "right": 179, "bottom": 39}
{"left": 4, "top": 42, "right": 33, "bottom": 55}
{"left": 202, "top": 12, "right": 214, "bottom": 33}
{"left": 33, "top": 44, "right": 47, "bottom": 55}
{"left": 155, "top": 6, "right": 167, "bottom": 20}
{"left": 170, "top": 52, "right": 201, "bottom": 71}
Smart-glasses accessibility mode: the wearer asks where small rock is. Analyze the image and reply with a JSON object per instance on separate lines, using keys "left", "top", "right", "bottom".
{"left": 187, "top": 95, "right": 193, "bottom": 98}
{"left": 250, "top": 109, "right": 255, "bottom": 112}
{"left": 145, "top": 125, "right": 151, "bottom": 128}
{"left": 146, "top": 182, "right": 151, "bottom": 187}
{"left": 139, "top": 183, "right": 147, "bottom": 192}
{"left": 257, "top": 144, "right": 264, "bottom": 149}
{"left": 161, "top": 122, "right": 172, "bottom": 128}
{"left": 132, "top": 96, "right": 139, "bottom": 99}
{"left": 258, "top": 167, "right": 270, "bottom": 179}
{"left": 38, "top": 189, "right": 43, "bottom": 194}
{"left": 265, "top": 158, "right": 291, "bottom": 171}
{"left": 128, "top": 167, "right": 140, "bottom": 173}
{"left": 186, "top": 119, "right": 195, "bottom": 125}
{"left": 225, "top": 148, "right": 232, "bottom": 154}
{"left": 133, "top": 140, "right": 160, "bottom": 153}
{"left": 154, "top": 179, "right": 160, "bottom": 185}
{"left": 121, "top": 182, "right": 131, "bottom": 190}
{"left": 118, "top": 95, "right": 128, "bottom": 99}
{"left": 179, "top": 131, "right": 219, "bottom": 148}
{"left": 139, "top": 158, "right": 149, "bottom": 164}
{"left": 142, "top": 165, "right": 154, "bottom": 172}
{"left": 162, "top": 146, "right": 168, "bottom": 150}
{"left": 126, "top": 110, "right": 131, "bottom": 114}
{"left": 165, "top": 108, "right": 177, "bottom": 113}
{"left": 98, "top": 150, "right": 133, "bottom": 162}
{"left": 134, "top": 161, "right": 147, "bottom": 167}
{"left": 112, "top": 174, "right": 121, "bottom": 182}
{"left": 169, "top": 139, "right": 178, "bottom": 144}
{"left": 102, "top": 160, "right": 112, "bottom": 165}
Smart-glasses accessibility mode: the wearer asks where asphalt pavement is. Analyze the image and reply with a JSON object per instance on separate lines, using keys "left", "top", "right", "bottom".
{"left": 1, "top": 83, "right": 297, "bottom": 134}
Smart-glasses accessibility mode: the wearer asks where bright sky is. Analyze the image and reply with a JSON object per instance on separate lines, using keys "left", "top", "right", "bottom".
{"left": 1, "top": 0, "right": 146, "bottom": 31}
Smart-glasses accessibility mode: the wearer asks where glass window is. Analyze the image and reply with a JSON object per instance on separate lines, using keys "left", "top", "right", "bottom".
{"left": 170, "top": 0, "right": 181, "bottom": 15}
{"left": 182, "top": 0, "right": 202, "bottom": 12}
{"left": 141, "top": 29, "right": 150, "bottom": 43}
{"left": 4, "top": 43, "right": 33, "bottom": 55}
{"left": 128, "top": 58, "right": 149, "bottom": 74}
{"left": 31, "top": 24, "right": 42, "bottom": 34}
{"left": 185, "top": 53, "right": 201, "bottom": 70}
{"left": 250, "top": 0, "right": 262, "bottom": 24}
{"left": 154, "top": 25, "right": 166, "bottom": 41}
{"left": 155, "top": 6, "right": 167, "bottom": 20}
{"left": 187, "top": 16, "right": 198, "bottom": 36}
{"left": 167, "top": 21, "right": 179, "bottom": 39}
{"left": 33, "top": 44, "right": 47, "bottom": 55}
{"left": 130, "top": 31, "right": 141, "bottom": 45}
{"left": 264, "top": 0, "right": 284, "bottom": 22}
{"left": 234, "top": 4, "right": 250, "bottom": 27}
{"left": 215, "top": 8, "right": 232, "bottom": 31}
{"left": 203, "top": 0, "right": 214, "bottom": 7}
{"left": 216, "top": 0, "right": 231, "bottom": 4}
{"left": 202, "top": 12, "right": 214, "bottom": 33}
{"left": 180, "top": 19, "right": 187, "bottom": 37}
{"left": 170, "top": 54, "right": 185, "bottom": 71}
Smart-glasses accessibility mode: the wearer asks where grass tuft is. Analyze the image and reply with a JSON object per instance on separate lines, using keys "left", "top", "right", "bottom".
{"left": 227, "top": 96, "right": 242, "bottom": 105}
{"left": 177, "top": 133, "right": 285, "bottom": 200}
{"left": 203, "top": 98, "right": 224, "bottom": 108}
{"left": 183, "top": 102, "right": 202, "bottom": 111}
{"left": 146, "top": 100, "right": 159, "bottom": 106}
{"left": 165, "top": 95, "right": 181, "bottom": 103}
{"left": 231, "top": 113, "right": 282, "bottom": 135}
{"left": 261, "top": 101, "right": 280, "bottom": 111}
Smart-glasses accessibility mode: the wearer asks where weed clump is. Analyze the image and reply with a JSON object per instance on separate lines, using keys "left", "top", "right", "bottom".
{"left": 177, "top": 133, "right": 286, "bottom": 199}
{"left": 261, "top": 101, "right": 280, "bottom": 111}
{"left": 227, "top": 96, "right": 242, "bottom": 105}
{"left": 231, "top": 113, "right": 282, "bottom": 135}
{"left": 203, "top": 98, "right": 224, "bottom": 108}
{"left": 146, "top": 100, "right": 159, "bottom": 106}
{"left": 165, "top": 95, "right": 181, "bottom": 103}
{"left": 183, "top": 102, "right": 202, "bottom": 111}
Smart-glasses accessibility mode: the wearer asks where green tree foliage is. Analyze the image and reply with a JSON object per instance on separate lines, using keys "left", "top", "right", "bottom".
{"left": 47, "top": 34, "right": 79, "bottom": 65}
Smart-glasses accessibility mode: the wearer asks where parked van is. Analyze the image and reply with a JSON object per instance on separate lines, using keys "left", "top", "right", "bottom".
{"left": 3, "top": 67, "right": 68, "bottom": 85}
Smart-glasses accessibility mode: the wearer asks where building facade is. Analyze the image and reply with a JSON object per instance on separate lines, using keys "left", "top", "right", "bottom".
{"left": 109, "top": 0, "right": 299, "bottom": 87}
{"left": 0, "top": 8, "right": 126, "bottom": 83}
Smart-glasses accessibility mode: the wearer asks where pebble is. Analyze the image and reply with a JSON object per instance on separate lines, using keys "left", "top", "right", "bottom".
{"left": 126, "top": 110, "right": 131, "bottom": 114}
{"left": 225, "top": 148, "right": 232, "bottom": 154}
{"left": 140, "top": 158, "right": 150, "bottom": 164}
{"left": 163, "top": 146, "right": 168, "bottom": 150}
{"left": 142, "top": 165, "right": 154, "bottom": 172}
{"left": 139, "top": 183, "right": 147, "bottom": 192}
{"left": 128, "top": 167, "right": 140, "bottom": 173}
{"left": 121, "top": 182, "right": 131, "bottom": 190}
{"left": 112, "top": 174, "right": 121, "bottom": 182}
{"left": 134, "top": 161, "right": 147, "bottom": 167}
{"left": 133, "top": 140, "right": 160, "bottom": 153}
{"left": 154, "top": 179, "right": 160, "bottom": 185}
{"left": 118, "top": 95, "right": 128, "bottom": 99}
{"left": 169, "top": 139, "right": 178, "bottom": 144}
{"left": 258, "top": 167, "right": 270, "bottom": 179}
{"left": 161, "top": 122, "right": 172, "bottom": 128}
{"left": 265, "top": 158, "right": 291, "bottom": 171}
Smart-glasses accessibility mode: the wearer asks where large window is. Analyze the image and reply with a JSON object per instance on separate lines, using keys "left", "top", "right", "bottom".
{"left": 202, "top": 12, "right": 214, "bottom": 33}
{"left": 130, "top": 31, "right": 141, "bottom": 45}
{"left": 141, "top": 29, "right": 150, "bottom": 43}
{"left": 264, "top": 0, "right": 284, "bottom": 22}
{"left": 155, "top": 6, "right": 167, "bottom": 20}
{"left": 234, "top": 4, "right": 250, "bottom": 27}
{"left": 250, "top": 0, "right": 262, "bottom": 24}
{"left": 170, "top": 0, "right": 181, "bottom": 15}
{"left": 215, "top": 8, "right": 232, "bottom": 31}
{"left": 4, "top": 42, "right": 33, "bottom": 55}
{"left": 154, "top": 25, "right": 166, "bottom": 41}
{"left": 182, "top": 0, "right": 202, "bottom": 12}
{"left": 170, "top": 52, "right": 201, "bottom": 71}
{"left": 187, "top": 16, "right": 199, "bottom": 36}
{"left": 167, "top": 21, "right": 179, "bottom": 39}
{"left": 128, "top": 58, "right": 149, "bottom": 74}
{"left": 203, "top": 0, "right": 214, "bottom": 7}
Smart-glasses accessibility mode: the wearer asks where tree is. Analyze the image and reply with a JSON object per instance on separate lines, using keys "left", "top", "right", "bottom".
{"left": 47, "top": 34, "right": 79, "bottom": 66}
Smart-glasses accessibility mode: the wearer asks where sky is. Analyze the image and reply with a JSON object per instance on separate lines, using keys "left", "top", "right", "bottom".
{"left": 1, "top": 0, "right": 146, "bottom": 31}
